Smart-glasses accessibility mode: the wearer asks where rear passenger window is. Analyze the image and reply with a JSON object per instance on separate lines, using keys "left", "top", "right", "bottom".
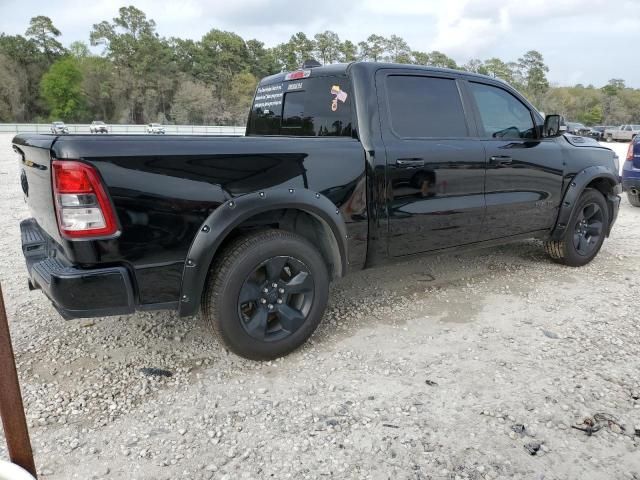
{"left": 468, "top": 82, "right": 535, "bottom": 139}
{"left": 385, "top": 75, "right": 468, "bottom": 138}
{"left": 247, "top": 76, "right": 353, "bottom": 137}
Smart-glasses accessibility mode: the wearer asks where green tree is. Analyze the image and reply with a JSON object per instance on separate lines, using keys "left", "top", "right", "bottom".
{"left": 69, "top": 41, "right": 90, "bottom": 58}
{"left": 462, "top": 58, "right": 488, "bottom": 75}
{"left": 246, "top": 39, "right": 279, "bottom": 78}
{"left": 25, "top": 16, "right": 64, "bottom": 59}
{"left": 339, "top": 40, "right": 357, "bottom": 62}
{"left": 518, "top": 50, "right": 549, "bottom": 101}
{"left": 358, "top": 34, "right": 386, "bottom": 61}
{"left": 172, "top": 78, "right": 217, "bottom": 124}
{"left": 579, "top": 105, "right": 603, "bottom": 125}
{"left": 411, "top": 51, "right": 430, "bottom": 65}
{"left": 79, "top": 56, "right": 116, "bottom": 121}
{"left": 288, "top": 32, "right": 315, "bottom": 66}
{"left": 0, "top": 33, "right": 49, "bottom": 120}
{"left": 483, "top": 58, "right": 516, "bottom": 84}
{"left": 314, "top": 31, "right": 341, "bottom": 64}
{"left": 0, "top": 53, "right": 25, "bottom": 121}
{"left": 40, "top": 57, "right": 85, "bottom": 120}
{"left": 426, "top": 51, "right": 457, "bottom": 69}
{"left": 90, "top": 6, "right": 174, "bottom": 123}
{"left": 384, "top": 35, "right": 411, "bottom": 63}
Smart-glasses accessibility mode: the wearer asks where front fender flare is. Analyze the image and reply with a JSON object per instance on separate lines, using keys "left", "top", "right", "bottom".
{"left": 550, "top": 166, "right": 619, "bottom": 241}
{"left": 178, "top": 188, "right": 348, "bottom": 317}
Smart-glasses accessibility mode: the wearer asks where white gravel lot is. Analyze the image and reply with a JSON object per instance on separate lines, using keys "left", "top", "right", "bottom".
{"left": 0, "top": 134, "right": 638, "bottom": 480}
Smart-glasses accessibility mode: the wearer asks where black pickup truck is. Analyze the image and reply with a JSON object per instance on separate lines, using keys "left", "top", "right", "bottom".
{"left": 14, "top": 62, "right": 621, "bottom": 359}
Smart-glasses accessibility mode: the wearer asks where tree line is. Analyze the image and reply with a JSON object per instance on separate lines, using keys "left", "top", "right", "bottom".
{"left": 1, "top": 7, "right": 639, "bottom": 126}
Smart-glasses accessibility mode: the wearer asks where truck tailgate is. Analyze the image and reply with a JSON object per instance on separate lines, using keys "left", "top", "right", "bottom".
{"left": 13, "top": 134, "right": 61, "bottom": 243}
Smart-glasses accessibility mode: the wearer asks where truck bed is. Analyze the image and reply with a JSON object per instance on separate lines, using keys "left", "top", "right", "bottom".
{"left": 13, "top": 134, "right": 368, "bottom": 311}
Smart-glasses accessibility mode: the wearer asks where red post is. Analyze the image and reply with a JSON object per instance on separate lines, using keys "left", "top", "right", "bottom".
{"left": 0, "top": 283, "right": 37, "bottom": 477}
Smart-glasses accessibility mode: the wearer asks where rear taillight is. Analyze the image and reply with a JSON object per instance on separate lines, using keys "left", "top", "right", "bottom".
{"left": 627, "top": 142, "right": 634, "bottom": 162}
{"left": 52, "top": 160, "right": 118, "bottom": 239}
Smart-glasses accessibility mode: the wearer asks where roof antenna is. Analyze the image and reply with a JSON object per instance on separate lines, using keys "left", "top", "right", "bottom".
{"left": 302, "top": 59, "right": 322, "bottom": 69}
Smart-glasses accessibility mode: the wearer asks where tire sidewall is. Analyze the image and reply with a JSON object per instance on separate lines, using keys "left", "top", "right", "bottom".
{"left": 563, "top": 189, "right": 609, "bottom": 266}
{"left": 627, "top": 191, "right": 640, "bottom": 207}
{"left": 211, "top": 234, "right": 329, "bottom": 360}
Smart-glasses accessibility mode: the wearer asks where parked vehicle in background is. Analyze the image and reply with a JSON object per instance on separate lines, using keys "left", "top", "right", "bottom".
{"left": 50, "top": 122, "right": 68, "bottom": 134}
{"left": 13, "top": 61, "right": 621, "bottom": 360}
{"left": 566, "top": 122, "right": 590, "bottom": 136}
{"left": 146, "top": 123, "right": 165, "bottom": 134}
{"left": 604, "top": 125, "right": 640, "bottom": 142}
{"left": 588, "top": 126, "right": 608, "bottom": 141}
{"left": 89, "top": 121, "right": 109, "bottom": 134}
{"left": 622, "top": 135, "right": 640, "bottom": 206}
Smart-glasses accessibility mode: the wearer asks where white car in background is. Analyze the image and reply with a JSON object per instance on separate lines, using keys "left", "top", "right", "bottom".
{"left": 50, "top": 121, "right": 69, "bottom": 134}
{"left": 89, "top": 121, "right": 109, "bottom": 134}
{"left": 146, "top": 123, "right": 165, "bottom": 134}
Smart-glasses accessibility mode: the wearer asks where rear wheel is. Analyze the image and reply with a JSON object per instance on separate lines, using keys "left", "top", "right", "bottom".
{"left": 627, "top": 191, "right": 640, "bottom": 207}
{"left": 202, "top": 229, "right": 329, "bottom": 360}
{"left": 606, "top": 134, "right": 613, "bottom": 142}
{"left": 544, "top": 188, "right": 608, "bottom": 267}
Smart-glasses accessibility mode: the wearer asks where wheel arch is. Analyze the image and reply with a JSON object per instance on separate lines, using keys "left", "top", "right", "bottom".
{"left": 551, "top": 166, "right": 619, "bottom": 241}
{"left": 178, "top": 188, "right": 348, "bottom": 317}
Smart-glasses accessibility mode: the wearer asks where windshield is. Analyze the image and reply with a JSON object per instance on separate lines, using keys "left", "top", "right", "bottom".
{"left": 93, "top": 121, "right": 104, "bottom": 125}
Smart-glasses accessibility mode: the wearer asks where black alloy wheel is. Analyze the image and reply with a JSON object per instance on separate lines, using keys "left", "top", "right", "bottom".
{"left": 572, "top": 202, "right": 604, "bottom": 256}
{"left": 202, "top": 229, "right": 329, "bottom": 360}
{"left": 544, "top": 188, "right": 609, "bottom": 267}
{"left": 238, "top": 256, "right": 314, "bottom": 342}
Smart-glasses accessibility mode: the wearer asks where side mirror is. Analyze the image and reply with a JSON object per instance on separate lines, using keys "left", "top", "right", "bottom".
{"left": 543, "top": 114, "right": 564, "bottom": 137}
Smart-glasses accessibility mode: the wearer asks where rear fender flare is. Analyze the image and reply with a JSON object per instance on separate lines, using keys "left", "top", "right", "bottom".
{"left": 551, "top": 166, "right": 618, "bottom": 240}
{"left": 178, "top": 188, "right": 348, "bottom": 317}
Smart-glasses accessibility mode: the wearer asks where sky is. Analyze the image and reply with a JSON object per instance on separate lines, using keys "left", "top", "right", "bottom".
{"left": 1, "top": 0, "right": 639, "bottom": 88}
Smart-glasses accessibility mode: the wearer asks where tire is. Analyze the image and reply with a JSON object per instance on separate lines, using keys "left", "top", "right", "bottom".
{"left": 544, "top": 188, "right": 608, "bottom": 267}
{"left": 627, "top": 191, "right": 640, "bottom": 207}
{"left": 606, "top": 135, "right": 612, "bottom": 142}
{"left": 202, "top": 229, "right": 329, "bottom": 360}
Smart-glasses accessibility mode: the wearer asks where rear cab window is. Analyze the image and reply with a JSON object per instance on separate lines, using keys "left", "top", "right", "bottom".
{"left": 247, "top": 73, "right": 353, "bottom": 137}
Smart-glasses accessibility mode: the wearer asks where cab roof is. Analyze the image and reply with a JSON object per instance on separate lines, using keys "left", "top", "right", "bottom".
{"left": 258, "top": 61, "right": 510, "bottom": 87}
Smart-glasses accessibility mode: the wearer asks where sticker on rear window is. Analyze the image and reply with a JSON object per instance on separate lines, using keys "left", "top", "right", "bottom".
{"left": 330, "top": 85, "right": 348, "bottom": 112}
{"left": 254, "top": 84, "right": 283, "bottom": 109}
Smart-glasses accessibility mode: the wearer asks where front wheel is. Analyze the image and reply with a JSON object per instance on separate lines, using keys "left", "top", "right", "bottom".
{"left": 202, "top": 229, "right": 329, "bottom": 360}
{"left": 606, "top": 135, "right": 613, "bottom": 142}
{"left": 544, "top": 188, "right": 608, "bottom": 267}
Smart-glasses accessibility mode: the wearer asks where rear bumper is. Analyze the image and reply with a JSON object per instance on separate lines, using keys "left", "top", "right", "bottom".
{"left": 21, "top": 218, "right": 135, "bottom": 319}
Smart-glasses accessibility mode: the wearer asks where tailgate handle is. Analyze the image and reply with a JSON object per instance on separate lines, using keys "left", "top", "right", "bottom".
{"left": 396, "top": 158, "right": 425, "bottom": 167}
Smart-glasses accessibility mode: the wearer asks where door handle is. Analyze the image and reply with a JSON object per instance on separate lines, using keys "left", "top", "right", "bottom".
{"left": 396, "top": 158, "right": 425, "bottom": 167}
{"left": 489, "top": 155, "right": 513, "bottom": 165}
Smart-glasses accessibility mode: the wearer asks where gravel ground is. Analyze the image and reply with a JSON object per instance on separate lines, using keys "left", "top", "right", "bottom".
{"left": 0, "top": 134, "right": 638, "bottom": 480}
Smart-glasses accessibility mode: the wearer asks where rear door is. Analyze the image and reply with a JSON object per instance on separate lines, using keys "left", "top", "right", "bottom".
{"left": 376, "top": 69, "right": 486, "bottom": 256}
{"left": 464, "top": 80, "right": 564, "bottom": 240}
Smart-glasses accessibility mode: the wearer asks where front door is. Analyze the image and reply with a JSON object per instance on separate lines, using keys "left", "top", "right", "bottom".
{"left": 376, "top": 71, "right": 487, "bottom": 256}
{"left": 464, "top": 80, "right": 564, "bottom": 240}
